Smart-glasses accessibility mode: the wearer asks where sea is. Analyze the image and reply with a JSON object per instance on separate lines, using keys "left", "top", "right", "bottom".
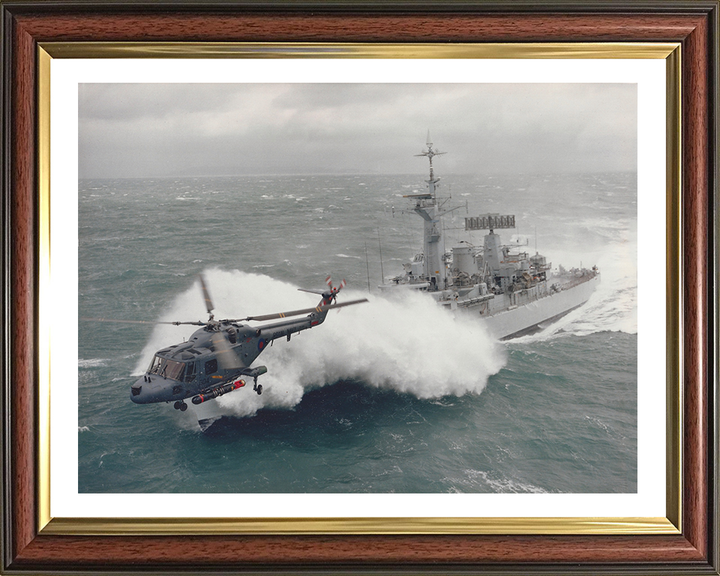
{"left": 78, "top": 171, "right": 637, "bottom": 494}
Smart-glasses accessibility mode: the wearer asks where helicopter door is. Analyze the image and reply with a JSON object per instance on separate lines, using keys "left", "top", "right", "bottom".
{"left": 205, "top": 359, "right": 218, "bottom": 375}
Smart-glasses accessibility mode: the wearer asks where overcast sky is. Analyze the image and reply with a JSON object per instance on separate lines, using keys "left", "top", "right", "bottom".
{"left": 79, "top": 83, "right": 636, "bottom": 179}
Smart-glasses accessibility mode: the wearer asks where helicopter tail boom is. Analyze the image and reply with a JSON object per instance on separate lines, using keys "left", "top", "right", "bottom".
{"left": 254, "top": 298, "right": 368, "bottom": 341}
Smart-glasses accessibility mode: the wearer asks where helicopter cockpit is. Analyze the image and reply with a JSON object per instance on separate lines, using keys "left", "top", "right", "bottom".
{"left": 148, "top": 355, "right": 185, "bottom": 381}
{"left": 121, "top": 273, "right": 367, "bottom": 413}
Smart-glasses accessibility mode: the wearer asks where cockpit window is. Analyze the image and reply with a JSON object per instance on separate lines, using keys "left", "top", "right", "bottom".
{"left": 148, "top": 356, "right": 186, "bottom": 381}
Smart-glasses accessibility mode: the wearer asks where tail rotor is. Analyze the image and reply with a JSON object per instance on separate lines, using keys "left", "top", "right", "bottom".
{"left": 324, "top": 275, "right": 346, "bottom": 305}
{"left": 298, "top": 275, "right": 347, "bottom": 305}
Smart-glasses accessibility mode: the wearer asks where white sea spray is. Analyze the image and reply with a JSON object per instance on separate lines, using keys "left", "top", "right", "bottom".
{"left": 135, "top": 269, "right": 506, "bottom": 418}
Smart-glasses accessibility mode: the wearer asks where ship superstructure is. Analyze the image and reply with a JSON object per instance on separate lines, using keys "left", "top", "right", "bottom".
{"left": 382, "top": 137, "right": 600, "bottom": 340}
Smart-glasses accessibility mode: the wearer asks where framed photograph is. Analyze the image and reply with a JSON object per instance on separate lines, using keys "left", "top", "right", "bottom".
{"left": 2, "top": 1, "right": 717, "bottom": 574}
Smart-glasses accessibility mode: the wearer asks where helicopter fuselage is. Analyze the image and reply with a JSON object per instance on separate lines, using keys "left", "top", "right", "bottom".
{"left": 130, "top": 309, "right": 329, "bottom": 406}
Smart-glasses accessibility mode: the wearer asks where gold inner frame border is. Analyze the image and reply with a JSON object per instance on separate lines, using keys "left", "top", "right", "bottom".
{"left": 37, "top": 41, "right": 682, "bottom": 536}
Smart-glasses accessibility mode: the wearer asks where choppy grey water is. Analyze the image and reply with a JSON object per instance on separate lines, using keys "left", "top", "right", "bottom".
{"left": 78, "top": 172, "right": 637, "bottom": 493}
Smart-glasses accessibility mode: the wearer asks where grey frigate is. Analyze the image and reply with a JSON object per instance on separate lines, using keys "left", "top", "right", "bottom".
{"left": 380, "top": 137, "right": 600, "bottom": 340}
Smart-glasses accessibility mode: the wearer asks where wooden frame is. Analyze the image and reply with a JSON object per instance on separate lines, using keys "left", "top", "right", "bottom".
{"left": 1, "top": 1, "right": 717, "bottom": 573}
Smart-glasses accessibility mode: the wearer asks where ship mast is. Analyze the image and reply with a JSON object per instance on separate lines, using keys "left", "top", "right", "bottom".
{"left": 414, "top": 131, "right": 445, "bottom": 195}
{"left": 405, "top": 132, "right": 448, "bottom": 290}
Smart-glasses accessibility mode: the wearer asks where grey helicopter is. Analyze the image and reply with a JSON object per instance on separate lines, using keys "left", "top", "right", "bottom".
{"left": 90, "top": 275, "right": 366, "bottom": 413}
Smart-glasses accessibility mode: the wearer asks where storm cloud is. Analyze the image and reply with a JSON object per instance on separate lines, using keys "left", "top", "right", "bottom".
{"left": 79, "top": 83, "right": 636, "bottom": 178}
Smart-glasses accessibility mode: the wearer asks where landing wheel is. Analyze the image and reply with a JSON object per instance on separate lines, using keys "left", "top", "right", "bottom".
{"left": 174, "top": 401, "right": 181, "bottom": 410}
{"left": 256, "top": 384, "right": 263, "bottom": 395}
{"left": 180, "top": 402, "right": 188, "bottom": 412}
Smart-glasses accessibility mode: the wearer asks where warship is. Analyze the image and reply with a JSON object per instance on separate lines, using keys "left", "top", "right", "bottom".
{"left": 381, "top": 137, "right": 600, "bottom": 340}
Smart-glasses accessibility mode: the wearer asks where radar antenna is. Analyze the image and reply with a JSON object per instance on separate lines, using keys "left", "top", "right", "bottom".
{"left": 414, "top": 130, "right": 446, "bottom": 182}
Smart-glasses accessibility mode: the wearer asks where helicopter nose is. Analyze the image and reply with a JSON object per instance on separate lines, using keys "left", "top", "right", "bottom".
{"left": 130, "top": 376, "right": 149, "bottom": 404}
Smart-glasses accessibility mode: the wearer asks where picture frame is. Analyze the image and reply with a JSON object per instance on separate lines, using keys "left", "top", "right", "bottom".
{"left": 1, "top": 1, "right": 717, "bottom": 574}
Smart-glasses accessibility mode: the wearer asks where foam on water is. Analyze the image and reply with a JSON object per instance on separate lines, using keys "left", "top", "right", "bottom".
{"left": 134, "top": 269, "right": 506, "bottom": 418}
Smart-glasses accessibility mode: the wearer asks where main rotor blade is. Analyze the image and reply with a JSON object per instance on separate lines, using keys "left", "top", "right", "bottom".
{"left": 80, "top": 318, "right": 205, "bottom": 326}
{"left": 210, "top": 332, "right": 243, "bottom": 370}
{"left": 199, "top": 274, "right": 214, "bottom": 316}
{"left": 235, "top": 298, "right": 368, "bottom": 323}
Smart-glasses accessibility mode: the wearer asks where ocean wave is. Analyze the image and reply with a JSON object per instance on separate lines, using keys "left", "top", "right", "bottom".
{"left": 79, "top": 358, "right": 109, "bottom": 368}
{"left": 445, "top": 469, "right": 549, "bottom": 493}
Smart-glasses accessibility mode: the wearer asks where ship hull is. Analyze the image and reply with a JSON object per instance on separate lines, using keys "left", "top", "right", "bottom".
{"left": 472, "top": 275, "right": 600, "bottom": 340}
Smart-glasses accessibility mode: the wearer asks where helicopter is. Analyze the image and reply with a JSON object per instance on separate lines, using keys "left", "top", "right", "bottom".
{"left": 89, "top": 275, "right": 366, "bottom": 415}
